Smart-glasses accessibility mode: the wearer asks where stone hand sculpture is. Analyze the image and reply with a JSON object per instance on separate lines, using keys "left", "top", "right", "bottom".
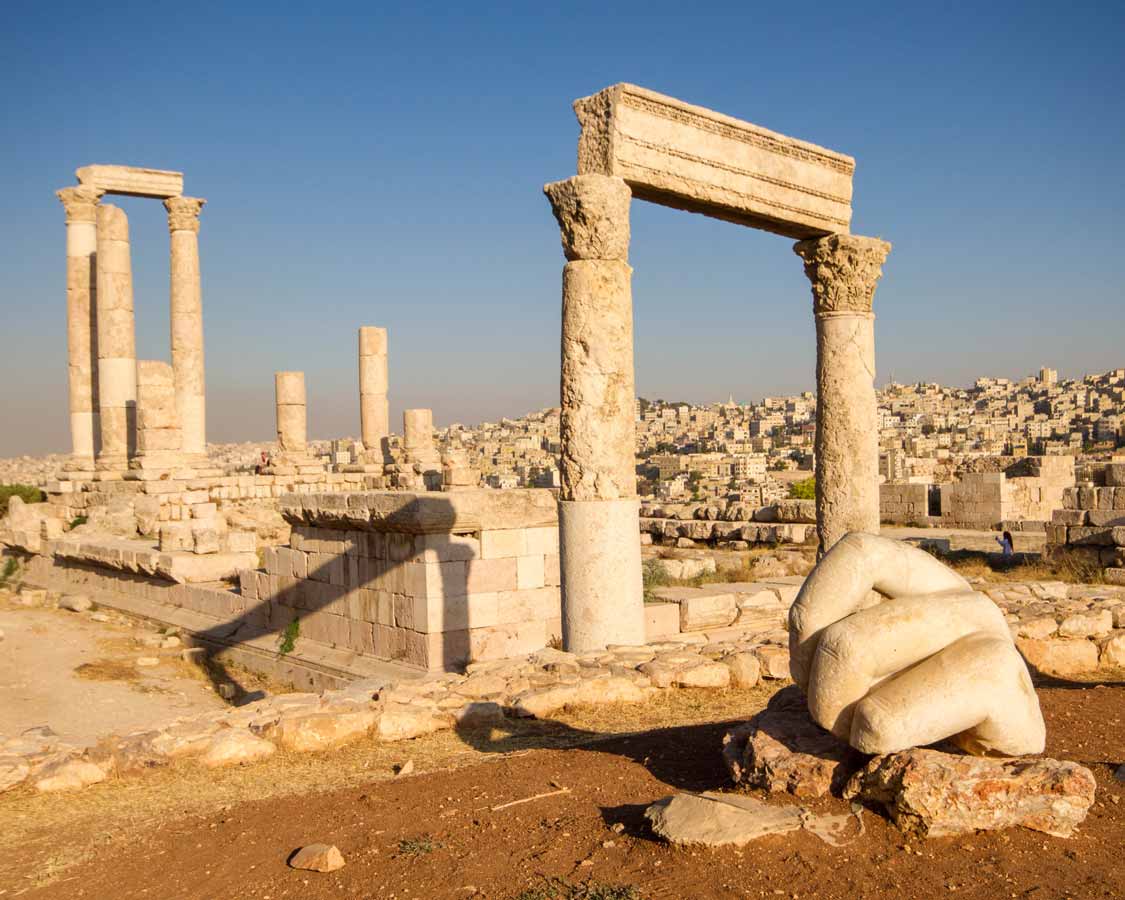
{"left": 789, "top": 532, "right": 1045, "bottom": 757}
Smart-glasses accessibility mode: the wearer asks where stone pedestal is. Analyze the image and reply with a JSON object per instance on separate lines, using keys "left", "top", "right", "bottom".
{"left": 794, "top": 234, "right": 891, "bottom": 555}
{"left": 132, "top": 360, "right": 183, "bottom": 469}
{"left": 57, "top": 185, "right": 104, "bottom": 467}
{"left": 165, "top": 197, "right": 207, "bottom": 458}
{"left": 275, "top": 371, "right": 307, "bottom": 454}
{"left": 94, "top": 204, "right": 137, "bottom": 469}
{"left": 358, "top": 326, "right": 389, "bottom": 460}
{"left": 545, "top": 174, "right": 644, "bottom": 651}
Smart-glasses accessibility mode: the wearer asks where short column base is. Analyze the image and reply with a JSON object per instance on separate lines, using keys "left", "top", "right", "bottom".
{"left": 559, "top": 498, "right": 645, "bottom": 653}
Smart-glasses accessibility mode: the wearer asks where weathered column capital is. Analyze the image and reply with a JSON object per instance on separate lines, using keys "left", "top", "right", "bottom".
{"left": 56, "top": 185, "right": 104, "bottom": 224}
{"left": 794, "top": 233, "right": 891, "bottom": 316}
{"left": 544, "top": 174, "right": 631, "bottom": 261}
{"left": 164, "top": 196, "right": 206, "bottom": 234}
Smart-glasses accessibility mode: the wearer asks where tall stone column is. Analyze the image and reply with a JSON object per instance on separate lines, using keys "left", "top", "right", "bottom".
{"left": 275, "top": 371, "right": 307, "bottom": 454}
{"left": 794, "top": 233, "right": 891, "bottom": 555}
{"left": 95, "top": 204, "right": 137, "bottom": 469}
{"left": 544, "top": 174, "right": 644, "bottom": 652}
{"left": 165, "top": 196, "right": 207, "bottom": 457}
{"left": 358, "top": 326, "right": 389, "bottom": 458}
{"left": 57, "top": 185, "right": 104, "bottom": 466}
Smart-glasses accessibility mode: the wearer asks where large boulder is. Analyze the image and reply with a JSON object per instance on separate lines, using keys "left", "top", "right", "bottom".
{"left": 844, "top": 748, "right": 1096, "bottom": 838}
{"left": 722, "top": 686, "right": 863, "bottom": 798}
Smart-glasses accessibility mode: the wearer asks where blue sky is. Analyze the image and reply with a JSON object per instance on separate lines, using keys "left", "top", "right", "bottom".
{"left": 1, "top": 1, "right": 1123, "bottom": 455}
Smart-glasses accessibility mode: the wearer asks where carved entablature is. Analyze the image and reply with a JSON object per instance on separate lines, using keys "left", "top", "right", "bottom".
{"left": 794, "top": 233, "right": 891, "bottom": 316}
{"left": 56, "top": 185, "right": 104, "bottom": 225}
{"left": 164, "top": 196, "right": 206, "bottom": 234}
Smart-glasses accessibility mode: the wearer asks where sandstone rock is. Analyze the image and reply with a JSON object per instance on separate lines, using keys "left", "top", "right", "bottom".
{"left": 575, "top": 674, "right": 651, "bottom": 705}
{"left": 1100, "top": 632, "right": 1125, "bottom": 668}
{"left": 755, "top": 646, "right": 791, "bottom": 679}
{"left": 1016, "top": 637, "right": 1100, "bottom": 677}
{"left": 674, "top": 661, "right": 731, "bottom": 689}
{"left": 1058, "top": 610, "right": 1113, "bottom": 639}
{"left": 376, "top": 703, "right": 448, "bottom": 742}
{"left": 724, "top": 652, "right": 761, "bottom": 688}
{"left": 844, "top": 748, "right": 1096, "bottom": 838}
{"left": 0, "top": 756, "right": 30, "bottom": 793}
{"left": 1017, "top": 616, "right": 1058, "bottom": 640}
{"left": 645, "top": 791, "right": 803, "bottom": 847}
{"left": 201, "top": 729, "right": 276, "bottom": 768}
{"left": 289, "top": 843, "right": 345, "bottom": 872}
{"left": 59, "top": 593, "right": 92, "bottom": 612}
{"left": 275, "top": 710, "right": 377, "bottom": 753}
{"left": 35, "top": 759, "right": 108, "bottom": 793}
{"left": 452, "top": 701, "right": 504, "bottom": 728}
{"left": 510, "top": 684, "right": 581, "bottom": 718}
{"left": 725, "top": 686, "right": 861, "bottom": 798}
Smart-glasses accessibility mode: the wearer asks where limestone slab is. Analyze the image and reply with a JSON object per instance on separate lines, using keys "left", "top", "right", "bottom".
{"left": 574, "top": 83, "right": 853, "bottom": 239}
{"left": 77, "top": 164, "right": 183, "bottom": 198}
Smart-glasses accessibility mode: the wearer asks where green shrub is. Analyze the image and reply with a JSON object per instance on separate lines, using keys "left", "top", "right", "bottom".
{"left": 277, "top": 617, "right": 300, "bottom": 655}
{"left": 642, "top": 558, "right": 671, "bottom": 603}
{"left": 0, "top": 484, "right": 45, "bottom": 517}
{"left": 788, "top": 477, "right": 816, "bottom": 500}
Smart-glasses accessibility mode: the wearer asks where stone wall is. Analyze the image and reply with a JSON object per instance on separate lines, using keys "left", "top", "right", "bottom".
{"left": 245, "top": 489, "right": 563, "bottom": 670}
{"left": 879, "top": 482, "right": 931, "bottom": 524}
{"left": 1045, "top": 470, "right": 1125, "bottom": 583}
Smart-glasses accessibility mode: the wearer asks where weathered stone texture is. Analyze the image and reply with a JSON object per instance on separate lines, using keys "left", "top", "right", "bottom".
{"left": 796, "top": 234, "right": 890, "bottom": 553}
{"left": 165, "top": 196, "right": 207, "bottom": 455}
{"left": 574, "top": 83, "right": 854, "bottom": 239}
{"left": 77, "top": 164, "right": 183, "bottom": 198}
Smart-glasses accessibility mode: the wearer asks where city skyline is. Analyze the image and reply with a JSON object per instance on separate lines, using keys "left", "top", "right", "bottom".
{"left": 2, "top": 1, "right": 1123, "bottom": 456}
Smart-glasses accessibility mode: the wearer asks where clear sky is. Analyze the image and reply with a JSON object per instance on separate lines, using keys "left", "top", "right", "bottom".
{"left": 1, "top": 1, "right": 1123, "bottom": 456}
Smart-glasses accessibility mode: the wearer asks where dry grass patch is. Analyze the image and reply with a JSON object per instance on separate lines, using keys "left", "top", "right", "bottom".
{"left": 73, "top": 659, "right": 141, "bottom": 682}
{"left": 0, "top": 685, "right": 780, "bottom": 889}
{"left": 942, "top": 548, "right": 1109, "bottom": 585}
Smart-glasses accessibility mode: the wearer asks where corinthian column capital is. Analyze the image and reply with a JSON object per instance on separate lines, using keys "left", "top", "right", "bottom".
{"left": 544, "top": 174, "right": 631, "bottom": 262}
{"left": 56, "top": 185, "right": 104, "bottom": 224}
{"left": 164, "top": 196, "right": 206, "bottom": 233}
{"left": 794, "top": 233, "right": 891, "bottom": 316}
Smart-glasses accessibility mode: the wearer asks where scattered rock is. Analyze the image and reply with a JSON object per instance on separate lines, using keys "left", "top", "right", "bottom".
{"left": 1016, "top": 637, "right": 1100, "bottom": 677}
{"left": 201, "top": 729, "right": 276, "bottom": 768}
{"left": 161, "top": 635, "right": 182, "bottom": 649}
{"left": 674, "top": 661, "right": 731, "bottom": 689}
{"left": 395, "top": 759, "right": 415, "bottom": 778}
{"left": 59, "top": 593, "right": 92, "bottom": 612}
{"left": 34, "top": 758, "right": 109, "bottom": 793}
{"left": 1100, "top": 633, "right": 1125, "bottom": 668}
{"left": 724, "top": 686, "right": 862, "bottom": 798}
{"left": 135, "top": 656, "right": 160, "bottom": 668}
{"left": 723, "top": 652, "right": 761, "bottom": 688}
{"left": 844, "top": 748, "right": 1096, "bottom": 838}
{"left": 1114, "top": 763, "right": 1125, "bottom": 783}
{"left": 376, "top": 703, "right": 448, "bottom": 742}
{"left": 0, "top": 756, "right": 30, "bottom": 793}
{"left": 646, "top": 791, "right": 803, "bottom": 846}
{"left": 289, "top": 843, "right": 345, "bottom": 872}
{"left": 275, "top": 710, "right": 377, "bottom": 752}
{"left": 755, "top": 645, "right": 791, "bottom": 679}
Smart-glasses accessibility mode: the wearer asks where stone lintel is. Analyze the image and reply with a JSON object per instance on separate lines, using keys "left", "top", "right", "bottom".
{"left": 280, "top": 488, "right": 558, "bottom": 534}
{"left": 574, "top": 83, "right": 854, "bottom": 239}
{"left": 76, "top": 164, "right": 184, "bottom": 199}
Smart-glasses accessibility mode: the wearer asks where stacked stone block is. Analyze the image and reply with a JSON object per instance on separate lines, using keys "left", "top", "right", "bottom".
{"left": 878, "top": 482, "right": 931, "bottom": 524}
{"left": 133, "top": 360, "right": 183, "bottom": 468}
{"left": 275, "top": 371, "right": 308, "bottom": 454}
{"left": 241, "top": 489, "right": 562, "bottom": 670}
{"left": 1046, "top": 464, "right": 1125, "bottom": 582}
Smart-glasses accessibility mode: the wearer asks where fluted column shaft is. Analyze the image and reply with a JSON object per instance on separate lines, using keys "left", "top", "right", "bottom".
{"left": 544, "top": 174, "right": 644, "bottom": 652}
{"left": 95, "top": 204, "right": 137, "bottom": 467}
{"left": 794, "top": 233, "right": 892, "bottom": 555}
{"left": 165, "top": 196, "right": 207, "bottom": 456}
{"left": 57, "top": 185, "right": 104, "bottom": 464}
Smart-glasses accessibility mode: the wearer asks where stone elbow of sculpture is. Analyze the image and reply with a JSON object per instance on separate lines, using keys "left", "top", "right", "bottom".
{"left": 789, "top": 532, "right": 1046, "bottom": 757}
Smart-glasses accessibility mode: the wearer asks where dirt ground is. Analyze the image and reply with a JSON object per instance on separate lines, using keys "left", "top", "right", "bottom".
{"left": 3, "top": 680, "right": 1122, "bottom": 900}
{"left": 0, "top": 605, "right": 228, "bottom": 746}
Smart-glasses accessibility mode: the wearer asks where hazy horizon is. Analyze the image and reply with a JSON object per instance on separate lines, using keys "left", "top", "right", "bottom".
{"left": 2, "top": 1, "right": 1123, "bottom": 456}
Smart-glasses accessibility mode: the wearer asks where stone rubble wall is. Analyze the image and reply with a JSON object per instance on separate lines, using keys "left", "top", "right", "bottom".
{"left": 878, "top": 482, "right": 931, "bottom": 524}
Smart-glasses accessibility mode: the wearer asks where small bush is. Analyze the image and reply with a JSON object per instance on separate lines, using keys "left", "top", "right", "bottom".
{"left": 277, "top": 617, "right": 300, "bottom": 655}
{"left": 788, "top": 477, "right": 815, "bottom": 500}
{"left": 0, "top": 484, "right": 45, "bottom": 517}
{"left": 0, "top": 557, "right": 18, "bottom": 586}
{"left": 642, "top": 558, "right": 671, "bottom": 603}
{"left": 513, "top": 879, "right": 643, "bottom": 900}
